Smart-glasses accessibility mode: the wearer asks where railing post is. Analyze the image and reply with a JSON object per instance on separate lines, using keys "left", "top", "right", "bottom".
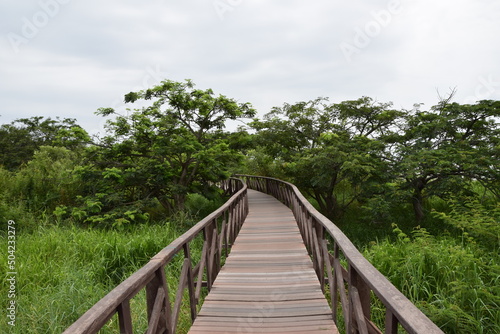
{"left": 385, "top": 309, "right": 399, "bottom": 334}
{"left": 349, "top": 265, "right": 371, "bottom": 334}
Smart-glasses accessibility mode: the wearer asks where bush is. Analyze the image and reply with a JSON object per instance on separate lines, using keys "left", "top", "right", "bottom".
{"left": 1, "top": 146, "right": 82, "bottom": 214}
{"left": 185, "top": 193, "right": 223, "bottom": 219}
{"left": 432, "top": 197, "right": 500, "bottom": 248}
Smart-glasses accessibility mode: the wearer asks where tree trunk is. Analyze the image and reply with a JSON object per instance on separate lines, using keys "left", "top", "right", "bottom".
{"left": 326, "top": 193, "right": 342, "bottom": 223}
{"left": 412, "top": 181, "right": 425, "bottom": 222}
{"left": 174, "top": 193, "right": 186, "bottom": 212}
{"left": 156, "top": 195, "right": 174, "bottom": 214}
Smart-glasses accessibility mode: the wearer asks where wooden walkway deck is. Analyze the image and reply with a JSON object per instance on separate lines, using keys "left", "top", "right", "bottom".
{"left": 189, "top": 189, "right": 338, "bottom": 333}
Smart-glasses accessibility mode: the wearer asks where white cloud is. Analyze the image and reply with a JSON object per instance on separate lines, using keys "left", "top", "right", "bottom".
{"left": 1, "top": 0, "right": 499, "bottom": 134}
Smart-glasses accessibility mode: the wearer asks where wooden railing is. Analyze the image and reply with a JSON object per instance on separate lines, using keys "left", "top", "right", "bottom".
{"left": 236, "top": 175, "right": 444, "bottom": 334}
{"left": 63, "top": 178, "right": 248, "bottom": 334}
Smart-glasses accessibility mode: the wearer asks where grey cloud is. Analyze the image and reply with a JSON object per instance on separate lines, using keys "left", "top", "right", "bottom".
{"left": 1, "top": 0, "right": 499, "bottom": 133}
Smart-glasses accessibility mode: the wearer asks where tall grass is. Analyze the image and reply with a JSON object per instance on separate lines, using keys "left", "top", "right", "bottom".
{"left": 0, "top": 221, "right": 201, "bottom": 334}
{"left": 363, "top": 226, "right": 500, "bottom": 334}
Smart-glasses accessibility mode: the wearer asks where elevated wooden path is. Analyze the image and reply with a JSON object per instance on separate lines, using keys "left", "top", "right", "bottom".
{"left": 189, "top": 190, "right": 338, "bottom": 333}
{"left": 64, "top": 176, "right": 444, "bottom": 334}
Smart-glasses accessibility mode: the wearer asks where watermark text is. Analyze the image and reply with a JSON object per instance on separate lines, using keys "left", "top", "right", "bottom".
{"left": 340, "top": 0, "right": 402, "bottom": 62}
{"left": 6, "top": 220, "right": 17, "bottom": 327}
{"left": 7, "top": 0, "right": 73, "bottom": 53}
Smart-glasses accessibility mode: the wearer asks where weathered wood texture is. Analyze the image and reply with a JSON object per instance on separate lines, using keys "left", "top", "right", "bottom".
{"left": 189, "top": 190, "right": 339, "bottom": 333}
{"left": 236, "top": 175, "right": 444, "bottom": 334}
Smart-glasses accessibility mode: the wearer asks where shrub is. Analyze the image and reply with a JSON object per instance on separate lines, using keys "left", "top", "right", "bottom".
{"left": 432, "top": 197, "right": 500, "bottom": 248}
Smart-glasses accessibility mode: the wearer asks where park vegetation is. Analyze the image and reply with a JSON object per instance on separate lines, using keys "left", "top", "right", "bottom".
{"left": 0, "top": 80, "right": 499, "bottom": 333}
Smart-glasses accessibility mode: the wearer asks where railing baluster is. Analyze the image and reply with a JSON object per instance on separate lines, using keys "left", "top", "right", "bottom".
{"left": 146, "top": 287, "right": 166, "bottom": 334}
{"left": 117, "top": 299, "right": 133, "bottom": 334}
{"left": 311, "top": 225, "right": 323, "bottom": 287}
{"left": 332, "top": 243, "right": 340, "bottom": 324}
{"left": 207, "top": 224, "right": 218, "bottom": 287}
{"left": 146, "top": 267, "right": 171, "bottom": 334}
{"left": 229, "top": 203, "right": 236, "bottom": 245}
{"left": 226, "top": 206, "right": 233, "bottom": 247}
{"left": 385, "top": 309, "right": 399, "bottom": 334}
{"left": 171, "top": 258, "right": 190, "bottom": 333}
{"left": 351, "top": 286, "right": 370, "bottom": 334}
{"left": 204, "top": 226, "right": 214, "bottom": 290}
{"left": 195, "top": 241, "right": 208, "bottom": 302}
{"left": 306, "top": 213, "right": 314, "bottom": 253}
{"left": 322, "top": 239, "right": 334, "bottom": 311}
{"left": 213, "top": 225, "right": 221, "bottom": 276}
{"left": 349, "top": 265, "right": 372, "bottom": 328}
{"left": 334, "top": 257, "right": 350, "bottom": 329}
{"left": 221, "top": 212, "right": 229, "bottom": 257}
{"left": 183, "top": 244, "right": 197, "bottom": 322}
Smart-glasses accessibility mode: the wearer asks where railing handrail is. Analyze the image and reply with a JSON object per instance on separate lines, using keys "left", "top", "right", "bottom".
{"left": 64, "top": 178, "right": 248, "bottom": 334}
{"left": 236, "top": 175, "right": 443, "bottom": 334}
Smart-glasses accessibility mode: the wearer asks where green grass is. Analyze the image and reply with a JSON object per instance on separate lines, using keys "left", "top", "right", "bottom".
{"left": 2, "top": 184, "right": 498, "bottom": 334}
{"left": 361, "top": 226, "right": 500, "bottom": 334}
{"left": 0, "top": 221, "right": 203, "bottom": 334}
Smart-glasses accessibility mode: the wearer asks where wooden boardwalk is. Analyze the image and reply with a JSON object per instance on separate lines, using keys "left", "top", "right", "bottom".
{"left": 189, "top": 190, "right": 338, "bottom": 333}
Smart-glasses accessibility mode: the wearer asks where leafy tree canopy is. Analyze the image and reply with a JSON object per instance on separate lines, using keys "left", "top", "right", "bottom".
{"left": 251, "top": 97, "right": 401, "bottom": 221}
{"left": 0, "top": 116, "right": 89, "bottom": 170}
{"left": 388, "top": 95, "right": 500, "bottom": 221}
{"left": 76, "top": 79, "right": 255, "bottom": 226}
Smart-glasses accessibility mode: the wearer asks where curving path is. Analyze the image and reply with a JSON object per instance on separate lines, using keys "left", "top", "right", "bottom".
{"left": 188, "top": 189, "right": 338, "bottom": 333}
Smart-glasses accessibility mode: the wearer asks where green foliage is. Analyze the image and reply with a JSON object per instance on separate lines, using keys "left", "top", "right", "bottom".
{"left": 15, "top": 146, "right": 81, "bottom": 211}
{"left": 364, "top": 226, "right": 500, "bottom": 333}
{"left": 240, "top": 147, "right": 285, "bottom": 178}
{"left": 251, "top": 97, "right": 399, "bottom": 221}
{"left": 0, "top": 222, "right": 201, "bottom": 334}
{"left": 388, "top": 96, "right": 500, "bottom": 221}
{"left": 0, "top": 116, "right": 89, "bottom": 170}
{"left": 0, "top": 146, "right": 84, "bottom": 232}
{"left": 432, "top": 196, "right": 500, "bottom": 248}
{"left": 0, "top": 89, "right": 498, "bottom": 333}
{"left": 82, "top": 79, "right": 255, "bottom": 224}
{"left": 185, "top": 192, "right": 225, "bottom": 219}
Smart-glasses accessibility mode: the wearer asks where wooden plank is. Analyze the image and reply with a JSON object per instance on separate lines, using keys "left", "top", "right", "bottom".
{"left": 189, "top": 190, "right": 338, "bottom": 333}
{"left": 193, "top": 314, "right": 333, "bottom": 324}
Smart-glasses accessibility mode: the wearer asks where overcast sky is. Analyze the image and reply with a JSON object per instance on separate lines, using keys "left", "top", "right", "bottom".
{"left": 1, "top": 0, "right": 500, "bottom": 135}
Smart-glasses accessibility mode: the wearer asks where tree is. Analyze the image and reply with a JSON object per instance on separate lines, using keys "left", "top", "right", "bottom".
{"left": 252, "top": 97, "right": 401, "bottom": 221}
{"left": 389, "top": 96, "right": 500, "bottom": 221}
{"left": 81, "top": 79, "right": 255, "bottom": 224}
{"left": 0, "top": 116, "right": 89, "bottom": 170}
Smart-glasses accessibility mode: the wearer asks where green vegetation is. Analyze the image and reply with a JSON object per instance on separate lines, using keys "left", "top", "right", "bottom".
{"left": 365, "top": 224, "right": 499, "bottom": 333}
{"left": 0, "top": 221, "right": 200, "bottom": 334}
{"left": 0, "top": 80, "right": 498, "bottom": 333}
